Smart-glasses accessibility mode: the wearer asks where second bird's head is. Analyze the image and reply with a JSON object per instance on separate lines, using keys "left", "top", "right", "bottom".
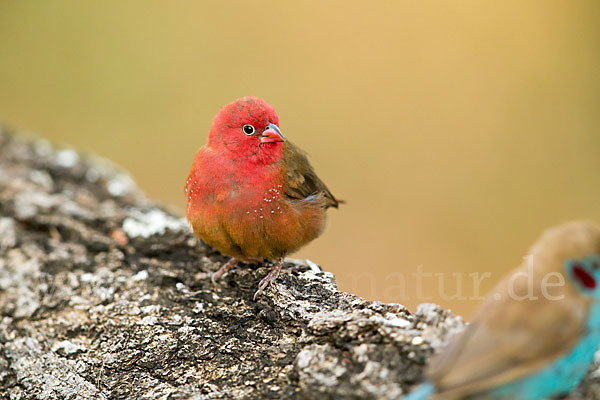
{"left": 208, "top": 96, "right": 285, "bottom": 163}
{"left": 532, "top": 221, "right": 600, "bottom": 300}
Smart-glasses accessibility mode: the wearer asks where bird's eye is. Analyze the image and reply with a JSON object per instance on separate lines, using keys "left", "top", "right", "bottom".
{"left": 571, "top": 263, "right": 597, "bottom": 290}
{"left": 242, "top": 124, "right": 255, "bottom": 136}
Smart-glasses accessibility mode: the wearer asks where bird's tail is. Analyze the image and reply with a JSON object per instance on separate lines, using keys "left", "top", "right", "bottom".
{"left": 400, "top": 382, "right": 434, "bottom": 400}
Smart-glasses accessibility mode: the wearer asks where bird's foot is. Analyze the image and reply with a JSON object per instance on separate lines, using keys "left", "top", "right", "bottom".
{"left": 253, "top": 258, "right": 284, "bottom": 300}
{"left": 281, "top": 264, "right": 301, "bottom": 275}
{"left": 211, "top": 258, "right": 238, "bottom": 284}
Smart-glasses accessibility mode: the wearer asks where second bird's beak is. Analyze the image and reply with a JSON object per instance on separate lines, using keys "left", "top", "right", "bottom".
{"left": 260, "top": 123, "right": 285, "bottom": 144}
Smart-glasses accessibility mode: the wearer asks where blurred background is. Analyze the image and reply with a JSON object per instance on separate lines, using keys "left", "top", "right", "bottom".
{"left": 1, "top": 1, "right": 599, "bottom": 318}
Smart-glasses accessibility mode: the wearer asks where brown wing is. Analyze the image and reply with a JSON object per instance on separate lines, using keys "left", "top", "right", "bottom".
{"left": 428, "top": 269, "right": 591, "bottom": 399}
{"left": 281, "top": 141, "right": 341, "bottom": 209}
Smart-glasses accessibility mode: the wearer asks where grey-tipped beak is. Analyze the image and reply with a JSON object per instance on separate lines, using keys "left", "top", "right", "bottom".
{"left": 260, "top": 123, "right": 285, "bottom": 143}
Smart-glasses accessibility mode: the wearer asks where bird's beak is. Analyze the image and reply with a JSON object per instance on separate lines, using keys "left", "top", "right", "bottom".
{"left": 260, "top": 123, "right": 285, "bottom": 143}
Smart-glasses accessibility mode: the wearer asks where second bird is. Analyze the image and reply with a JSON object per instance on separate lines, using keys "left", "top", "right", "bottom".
{"left": 403, "top": 221, "right": 600, "bottom": 400}
{"left": 185, "top": 96, "right": 341, "bottom": 299}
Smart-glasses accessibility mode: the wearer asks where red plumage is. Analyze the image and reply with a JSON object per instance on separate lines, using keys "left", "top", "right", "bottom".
{"left": 185, "top": 96, "right": 341, "bottom": 298}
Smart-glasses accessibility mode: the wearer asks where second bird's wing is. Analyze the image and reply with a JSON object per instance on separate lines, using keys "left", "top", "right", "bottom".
{"left": 428, "top": 267, "right": 591, "bottom": 399}
{"left": 281, "top": 142, "right": 340, "bottom": 208}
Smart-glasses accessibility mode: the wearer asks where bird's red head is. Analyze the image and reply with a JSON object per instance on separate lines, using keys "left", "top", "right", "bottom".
{"left": 207, "top": 96, "right": 285, "bottom": 164}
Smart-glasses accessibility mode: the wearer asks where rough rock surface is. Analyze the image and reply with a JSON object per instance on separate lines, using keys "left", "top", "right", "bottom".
{"left": 0, "top": 126, "right": 598, "bottom": 400}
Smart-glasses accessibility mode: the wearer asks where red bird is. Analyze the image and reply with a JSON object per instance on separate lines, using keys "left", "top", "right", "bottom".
{"left": 185, "top": 97, "right": 341, "bottom": 299}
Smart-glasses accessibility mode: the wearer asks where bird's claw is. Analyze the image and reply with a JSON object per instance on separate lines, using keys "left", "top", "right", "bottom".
{"left": 253, "top": 259, "right": 284, "bottom": 300}
{"left": 211, "top": 258, "right": 238, "bottom": 284}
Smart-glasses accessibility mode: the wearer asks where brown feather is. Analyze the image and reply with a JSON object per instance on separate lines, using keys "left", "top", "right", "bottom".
{"left": 281, "top": 142, "right": 341, "bottom": 209}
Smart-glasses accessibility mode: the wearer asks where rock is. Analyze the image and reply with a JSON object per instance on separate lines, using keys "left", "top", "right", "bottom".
{"left": 0, "top": 125, "right": 597, "bottom": 399}
{"left": 0, "top": 218, "right": 17, "bottom": 250}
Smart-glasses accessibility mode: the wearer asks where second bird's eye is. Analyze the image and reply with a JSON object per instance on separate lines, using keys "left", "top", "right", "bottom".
{"left": 242, "top": 124, "right": 255, "bottom": 136}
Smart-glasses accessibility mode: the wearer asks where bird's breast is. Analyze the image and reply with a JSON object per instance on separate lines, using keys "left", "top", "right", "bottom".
{"left": 186, "top": 154, "right": 327, "bottom": 260}
{"left": 241, "top": 184, "right": 285, "bottom": 218}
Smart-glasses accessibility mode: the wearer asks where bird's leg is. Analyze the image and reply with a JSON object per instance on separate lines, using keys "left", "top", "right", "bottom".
{"left": 254, "top": 257, "right": 284, "bottom": 300}
{"left": 211, "top": 258, "right": 238, "bottom": 284}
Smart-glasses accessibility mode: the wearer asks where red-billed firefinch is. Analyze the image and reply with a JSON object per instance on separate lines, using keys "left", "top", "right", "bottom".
{"left": 185, "top": 96, "right": 341, "bottom": 298}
